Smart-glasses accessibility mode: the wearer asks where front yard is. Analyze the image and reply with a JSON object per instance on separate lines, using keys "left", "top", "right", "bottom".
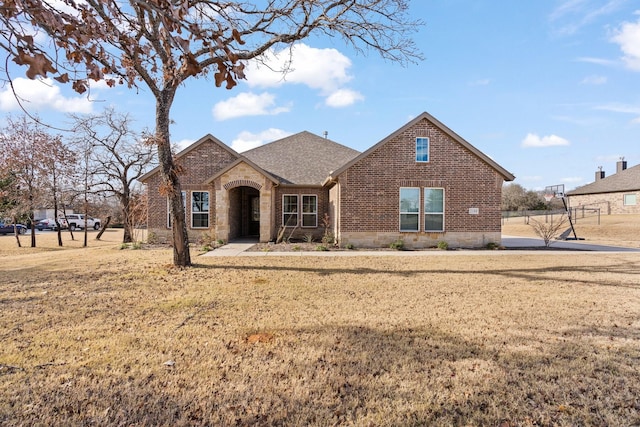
{"left": 1, "top": 231, "right": 639, "bottom": 425}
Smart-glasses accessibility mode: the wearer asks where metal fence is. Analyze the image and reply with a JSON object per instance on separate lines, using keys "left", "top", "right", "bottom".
{"left": 502, "top": 207, "right": 600, "bottom": 225}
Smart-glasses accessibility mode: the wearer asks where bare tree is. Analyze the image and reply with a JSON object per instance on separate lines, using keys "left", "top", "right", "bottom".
{"left": 1, "top": 0, "right": 422, "bottom": 266}
{"left": 529, "top": 215, "right": 568, "bottom": 247}
{"left": 71, "top": 108, "right": 155, "bottom": 243}
{"left": 0, "top": 115, "right": 51, "bottom": 247}
{"left": 0, "top": 172, "right": 23, "bottom": 247}
{"left": 40, "top": 136, "right": 75, "bottom": 246}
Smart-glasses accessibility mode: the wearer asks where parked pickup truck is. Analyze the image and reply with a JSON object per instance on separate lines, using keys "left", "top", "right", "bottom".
{"left": 65, "top": 214, "right": 101, "bottom": 231}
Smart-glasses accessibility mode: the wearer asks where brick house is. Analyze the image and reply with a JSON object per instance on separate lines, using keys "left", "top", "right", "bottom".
{"left": 140, "top": 112, "right": 515, "bottom": 248}
{"left": 566, "top": 159, "right": 640, "bottom": 215}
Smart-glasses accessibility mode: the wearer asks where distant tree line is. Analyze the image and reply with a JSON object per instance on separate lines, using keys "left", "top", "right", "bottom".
{"left": 502, "top": 183, "right": 564, "bottom": 212}
{"left": 0, "top": 109, "right": 155, "bottom": 247}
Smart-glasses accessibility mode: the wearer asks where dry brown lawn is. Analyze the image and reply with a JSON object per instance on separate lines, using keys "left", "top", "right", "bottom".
{"left": 0, "top": 222, "right": 639, "bottom": 426}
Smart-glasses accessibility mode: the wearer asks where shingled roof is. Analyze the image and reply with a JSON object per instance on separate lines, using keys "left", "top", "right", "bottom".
{"left": 242, "top": 131, "right": 360, "bottom": 185}
{"left": 567, "top": 163, "right": 640, "bottom": 196}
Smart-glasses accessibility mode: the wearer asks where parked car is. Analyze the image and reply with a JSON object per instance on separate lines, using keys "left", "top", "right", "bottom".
{"left": 65, "top": 214, "right": 101, "bottom": 230}
{"left": 36, "top": 218, "right": 68, "bottom": 231}
{"left": 0, "top": 223, "right": 27, "bottom": 235}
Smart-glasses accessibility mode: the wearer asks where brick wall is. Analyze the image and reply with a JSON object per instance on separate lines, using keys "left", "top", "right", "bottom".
{"left": 274, "top": 186, "right": 330, "bottom": 241}
{"left": 334, "top": 117, "right": 505, "bottom": 248}
{"left": 145, "top": 138, "right": 238, "bottom": 242}
{"left": 568, "top": 192, "right": 640, "bottom": 215}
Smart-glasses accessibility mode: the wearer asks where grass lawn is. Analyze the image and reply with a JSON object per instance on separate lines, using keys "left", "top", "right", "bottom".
{"left": 0, "top": 220, "right": 639, "bottom": 426}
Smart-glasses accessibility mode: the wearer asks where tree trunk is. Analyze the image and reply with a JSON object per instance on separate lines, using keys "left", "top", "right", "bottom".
{"left": 120, "top": 192, "right": 133, "bottom": 244}
{"left": 156, "top": 88, "right": 191, "bottom": 267}
{"left": 96, "top": 216, "right": 111, "bottom": 240}
{"left": 54, "top": 200, "right": 62, "bottom": 247}
{"left": 13, "top": 216, "right": 22, "bottom": 248}
{"left": 122, "top": 218, "right": 133, "bottom": 243}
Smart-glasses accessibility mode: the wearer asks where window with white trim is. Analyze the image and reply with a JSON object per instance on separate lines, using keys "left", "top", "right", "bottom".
{"left": 302, "top": 195, "right": 318, "bottom": 227}
{"left": 283, "top": 195, "right": 298, "bottom": 226}
{"left": 624, "top": 193, "right": 637, "bottom": 206}
{"left": 416, "top": 137, "right": 429, "bottom": 162}
{"left": 399, "top": 187, "right": 420, "bottom": 231}
{"left": 167, "top": 191, "right": 186, "bottom": 228}
{"left": 424, "top": 188, "right": 445, "bottom": 231}
{"left": 191, "top": 191, "right": 209, "bottom": 228}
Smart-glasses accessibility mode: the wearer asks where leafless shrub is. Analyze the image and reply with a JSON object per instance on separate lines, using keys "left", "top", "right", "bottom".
{"left": 529, "top": 215, "right": 568, "bottom": 247}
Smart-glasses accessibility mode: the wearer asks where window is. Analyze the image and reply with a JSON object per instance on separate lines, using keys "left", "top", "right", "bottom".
{"left": 283, "top": 195, "right": 298, "bottom": 226}
{"left": 624, "top": 194, "right": 637, "bottom": 206}
{"left": 302, "top": 195, "right": 318, "bottom": 227}
{"left": 167, "top": 191, "right": 186, "bottom": 228}
{"left": 191, "top": 191, "right": 209, "bottom": 228}
{"left": 416, "top": 137, "right": 429, "bottom": 162}
{"left": 400, "top": 187, "right": 420, "bottom": 231}
{"left": 424, "top": 188, "right": 444, "bottom": 231}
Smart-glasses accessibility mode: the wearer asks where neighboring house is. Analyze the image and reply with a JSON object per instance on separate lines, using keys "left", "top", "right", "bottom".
{"left": 566, "top": 160, "right": 640, "bottom": 215}
{"left": 140, "top": 112, "right": 515, "bottom": 248}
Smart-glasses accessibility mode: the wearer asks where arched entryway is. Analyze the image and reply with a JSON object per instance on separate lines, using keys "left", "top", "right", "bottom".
{"left": 228, "top": 186, "right": 260, "bottom": 241}
{"left": 212, "top": 162, "right": 275, "bottom": 243}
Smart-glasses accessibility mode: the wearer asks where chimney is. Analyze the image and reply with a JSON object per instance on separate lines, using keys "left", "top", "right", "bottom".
{"left": 616, "top": 157, "right": 627, "bottom": 174}
{"left": 595, "top": 166, "right": 605, "bottom": 181}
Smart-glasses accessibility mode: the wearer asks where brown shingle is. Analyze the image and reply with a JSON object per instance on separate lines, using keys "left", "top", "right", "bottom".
{"left": 242, "top": 131, "right": 360, "bottom": 185}
{"left": 567, "top": 163, "right": 640, "bottom": 195}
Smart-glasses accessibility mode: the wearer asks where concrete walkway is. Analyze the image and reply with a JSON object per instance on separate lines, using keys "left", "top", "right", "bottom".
{"left": 202, "top": 237, "right": 640, "bottom": 257}
{"left": 203, "top": 242, "right": 256, "bottom": 256}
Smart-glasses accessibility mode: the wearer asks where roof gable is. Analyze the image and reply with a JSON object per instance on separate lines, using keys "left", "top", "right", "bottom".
{"left": 325, "top": 112, "right": 515, "bottom": 183}
{"left": 567, "top": 163, "right": 640, "bottom": 196}
{"left": 204, "top": 157, "right": 279, "bottom": 185}
{"left": 139, "top": 134, "right": 240, "bottom": 182}
{"left": 242, "top": 131, "right": 360, "bottom": 185}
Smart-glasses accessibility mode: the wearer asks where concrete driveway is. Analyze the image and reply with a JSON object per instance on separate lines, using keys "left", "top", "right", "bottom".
{"left": 502, "top": 235, "right": 640, "bottom": 252}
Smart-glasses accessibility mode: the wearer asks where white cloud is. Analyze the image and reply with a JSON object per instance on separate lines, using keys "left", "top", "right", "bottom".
{"left": 231, "top": 128, "right": 292, "bottom": 153}
{"left": 595, "top": 102, "right": 640, "bottom": 122}
{"left": 246, "top": 43, "right": 352, "bottom": 92}
{"left": 469, "top": 78, "right": 491, "bottom": 86}
{"left": 325, "top": 89, "right": 364, "bottom": 108}
{"left": 550, "top": 0, "right": 626, "bottom": 36}
{"left": 549, "top": 0, "right": 588, "bottom": 22}
{"left": 575, "top": 56, "right": 618, "bottom": 66}
{"left": 580, "top": 75, "right": 607, "bottom": 84}
{"left": 521, "top": 133, "right": 571, "bottom": 148}
{"left": 595, "top": 154, "right": 625, "bottom": 163}
{"left": 611, "top": 16, "right": 640, "bottom": 70}
{"left": 561, "top": 176, "right": 584, "bottom": 183}
{"left": 0, "top": 77, "right": 93, "bottom": 113}
{"left": 521, "top": 175, "right": 544, "bottom": 182}
{"left": 595, "top": 102, "right": 640, "bottom": 114}
{"left": 174, "top": 138, "right": 195, "bottom": 152}
{"left": 244, "top": 43, "right": 361, "bottom": 108}
{"left": 212, "top": 92, "right": 290, "bottom": 121}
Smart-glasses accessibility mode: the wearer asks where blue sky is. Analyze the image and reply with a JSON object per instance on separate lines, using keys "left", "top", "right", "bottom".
{"left": 2, "top": 0, "right": 640, "bottom": 191}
